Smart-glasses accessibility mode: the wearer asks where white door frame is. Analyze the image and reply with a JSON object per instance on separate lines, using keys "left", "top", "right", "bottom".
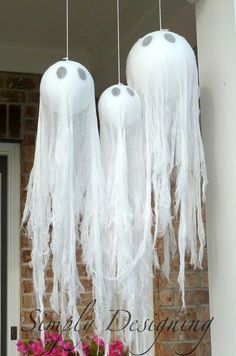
{"left": 0, "top": 142, "right": 20, "bottom": 356}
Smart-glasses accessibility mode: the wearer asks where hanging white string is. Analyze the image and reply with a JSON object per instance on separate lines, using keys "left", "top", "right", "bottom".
{"left": 158, "top": 0, "right": 162, "bottom": 30}
{"left": 64, "top": 0, "right": 69, "bottom": 60}
{"left": 116, "top": 0, "right": 121, "bottom": 83}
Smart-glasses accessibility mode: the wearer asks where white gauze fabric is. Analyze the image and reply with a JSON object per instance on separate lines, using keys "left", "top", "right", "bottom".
{"left": 126, "top": 31, "right": 207, "bottom": 307}
{"left": 98, "top": 84, "right": 154, "bottom": 355}
{"left": 22, "top": 60, "right": 104, "bottom": 351}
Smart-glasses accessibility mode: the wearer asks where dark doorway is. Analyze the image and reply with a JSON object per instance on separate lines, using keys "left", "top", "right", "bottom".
{"left": 0, "top": 155, "right": 8, "bottom": 355}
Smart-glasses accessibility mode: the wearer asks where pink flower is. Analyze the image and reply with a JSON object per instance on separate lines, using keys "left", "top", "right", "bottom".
{"left": 82, "top": 342, "right": 90, "bottom": 356}
{"left": 47, "top": 349, "right": 60, "bottom": 356}
{"left": 62, "top": 340, "right": 75, "bottom": 354}
{"left": 30, "top": 340, "right": 44, "bottom": 355}
{"left": 92, "top": 335, "right": 105, "bottom": 348}
{"left": 17, "top": 334, "right": 124, "bottom": 356}
{"left": 109, "top": 340, "right": 124, "bottom": 355}
{"left": 16, "top": 339, "right": 29, "bottom": 354}
{"left": 51, "top": 332, "right": 63, "bottom": 342}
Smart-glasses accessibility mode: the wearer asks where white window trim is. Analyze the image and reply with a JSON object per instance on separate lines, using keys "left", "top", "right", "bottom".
{"left": 0, "top": 142, "right": 20, "bottom": 356}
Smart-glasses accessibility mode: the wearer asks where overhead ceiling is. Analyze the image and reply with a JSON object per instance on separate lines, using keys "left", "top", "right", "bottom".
{"left": 0, "top": 0, "right": 197, "bottom": 94}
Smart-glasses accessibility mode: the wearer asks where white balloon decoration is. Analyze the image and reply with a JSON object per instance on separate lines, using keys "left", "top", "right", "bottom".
{"left": 127, "top": 31, "right": 207, "bottom": 307}
{"left": 98, "top": 83, "right": 154, "bottom": 355}
{"left": 22, "top": 60, "right": 104, "bottom": 352}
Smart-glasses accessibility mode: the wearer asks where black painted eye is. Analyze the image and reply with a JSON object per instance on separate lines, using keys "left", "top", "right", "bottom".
{"left": 164, "top": 33, "right": 176, "bottom": 43}
{"left": 142, "top": 35, "right": 152, "bottom": 47}
{"left": 78, "top": 68, "right": 87, "bottom": 80}
{"left": 112, "top": 87, "right": 121, "bottom": 96}
{"left": 57, "top": 67, "right": 67, "bottom": 79}
{"left": 127, "top": 88, "right": 134, "bottom": 96}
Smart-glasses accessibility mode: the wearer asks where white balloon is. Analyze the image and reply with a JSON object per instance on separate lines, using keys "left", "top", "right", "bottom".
{"left": 98, "top": 83, "right": 141, "bottom": 129}
{"left": 127, "top": 30, "right": 196, "bottom": 99}
{"left": 40, "top": 60, "right": 94, "bottom": 114}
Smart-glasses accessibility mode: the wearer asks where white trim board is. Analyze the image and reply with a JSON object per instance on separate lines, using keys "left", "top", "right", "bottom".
{"left": 0, "top": 143, "right": 21, "bottom": 356}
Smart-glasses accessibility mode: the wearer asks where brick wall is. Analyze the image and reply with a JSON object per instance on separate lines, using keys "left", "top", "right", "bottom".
{"left": 154, "top": 239, "right": 211, "bottom": 355}
{"left": 0, "top": 71, "right": 211, "bottom": 355}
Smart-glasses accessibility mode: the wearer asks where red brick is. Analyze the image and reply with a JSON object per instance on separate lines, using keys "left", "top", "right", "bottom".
{"left": 25, "top": 105, "right": 38, "bottom": 118}
{"left": 76, "top": 248, "right": 83, "bottom": 261}
{"left": 200, "top": 271, "right": 209, "bottom": 288}
{"left": 22, "top": 295, "right": 36, "bottom": 308}
{"left": 199, "top": 341, "right": 212, "bottom": 355}
{"left": 0, "top": 89, "right": 27, "bottom": 103}
{"left": 7, "top": 76, "right": 37, "bottom": 90}
{"left": 45, "top": 266, "right": 54, "bottom": 279}
{"left": 156, "top": 343, "right": 198, "bottom": 356}
{"left": 156, "top": 271, "right": 199, "bottom": 290}
{"left": 156, "top": 238, "right": 164, "bottom": 254}
{"left": 22, "top": 249, "right": 32, "bottom": 263}
{"left": 24, "top": 118, "right": 38, "bottom": 133}
{"left": 21, "top": 235, "right": 32, "bottom": 249}
{"left": 22, "top": 146, "right": 35, "bottom": 162}
{"left": 22, "top": 264, "right": 33, "bottom": 279}
{"left": 197, "top": 304, "right": 210, "bottom": 318}
{"left": 22, "top": 161, "right": 33, "bottom": 175}
{"left": 156, "top": 289, "right": 174, "bottom": 306}
{"left": 21, "top": 174, "right": 30, "bottom": 190}
{"left": 77, "top": 263, "right": 89, "bottom": 278}
{"left": 45, "top": 280, "right": 53, "bottom": 294}
{"left": 27, "top": 92, "right": 39, "bottom": 103}
{"left": 175, "top": 290, "right": 209, "bottom": 307}
{"left": 22, "top": 134, "right": 36, "bottom": 146}
{"left": 81, "top": 278, "right": 93, "bottom": 291}
{"left": 80, "top": 293, "right": 93, "bottom": 305}
{"left": 22, "top": 280, "right": 34, "bottom": 294}
{"left": 173, "top": 342, "right": 199, "bottom": 356}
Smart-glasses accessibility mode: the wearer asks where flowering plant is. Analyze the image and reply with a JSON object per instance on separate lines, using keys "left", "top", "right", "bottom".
{"left": 16, "top": 332, "right": 124, "bottom": 355}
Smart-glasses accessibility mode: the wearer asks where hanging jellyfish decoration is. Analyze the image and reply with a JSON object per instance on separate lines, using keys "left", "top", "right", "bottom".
{"left": 98, "top": 84, "right": 154, "bottom": 355}
{"left": 126, "top": 30, "right": 207, "bottom": 307}
{"left": 22, "top": 60, "right": 104, "bottom": 351}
